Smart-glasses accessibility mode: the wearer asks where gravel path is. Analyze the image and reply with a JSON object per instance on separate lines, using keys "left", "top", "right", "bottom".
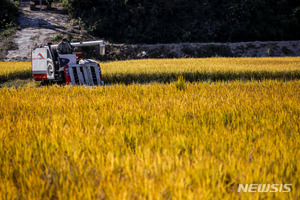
{"left": 5, "top": 5, "right": 70, "bottom": 61}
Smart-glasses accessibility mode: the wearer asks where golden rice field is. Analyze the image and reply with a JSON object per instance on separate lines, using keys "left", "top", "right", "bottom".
{"left": 0, "top": 62, "right": 31, "bottom": 83}
{"left": 1, "top": 57, "right": 300, "bottom": 84}
{"left": 0, "top": 58, "right": 300, "bottom": 199}
{"left": 102, "top": 57, "right": 300, "bottom": 83}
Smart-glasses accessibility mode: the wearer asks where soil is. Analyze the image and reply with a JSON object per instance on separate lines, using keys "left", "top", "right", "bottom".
{"left": 3, "top": 3, "right": 300, "bottom": 61}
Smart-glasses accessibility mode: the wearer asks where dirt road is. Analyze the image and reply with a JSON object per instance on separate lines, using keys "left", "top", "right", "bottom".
{"left": 5, "top": 4, "right": 71, "bottom": 61}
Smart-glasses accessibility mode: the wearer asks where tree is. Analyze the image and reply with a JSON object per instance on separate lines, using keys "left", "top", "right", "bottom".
{"left": 65, "top": 0, "right": 300, "bottom": 43}
{"left": 0, "top": 0, "right": 19, "bottom": 29}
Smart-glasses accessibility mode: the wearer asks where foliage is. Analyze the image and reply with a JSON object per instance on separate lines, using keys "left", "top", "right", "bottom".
{"left": 100, "top": 57, "right": 300, "bottom": 84}
{"left": 50, "top": 33, "right": 71, "bottom": 42}
{"left": 0, "top": 58, "right": 300, "bottom": 199}
{"left": 175, "top": 75, "right": 186, "bottom": 91}
{"left": 0, "top": 80, "right": 299, "bottom": 199}
{"left": 0, "top": 27, "right": 18, "bottom": 60}
{"left": 65, "top": 0, "right": 300, "bottom": 43}
{"left": 0, "top": 0, "right": 19, "bottom": 29}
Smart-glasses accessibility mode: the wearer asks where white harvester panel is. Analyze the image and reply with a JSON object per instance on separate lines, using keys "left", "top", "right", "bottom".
{"left": 68, "top": 60, "right": 103, "bottom": 85}
{"left": 32, "top": 47, "right": 48, "bottom": 79}
{"left": 58, "top": 54, "right": 77, "bottom": 65}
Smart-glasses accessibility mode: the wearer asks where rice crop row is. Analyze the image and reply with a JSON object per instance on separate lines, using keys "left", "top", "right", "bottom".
{"left": 1, "top": 57, "right": 299, "bottom": 84}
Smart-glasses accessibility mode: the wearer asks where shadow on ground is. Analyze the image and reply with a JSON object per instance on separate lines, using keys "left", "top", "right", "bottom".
{"left": 0, "top": 70, "right": 32, "bottom": 84}
{"left": 1, "top": 70, "right": 299, "bottom": 88}
{"left": 103, "top": 71, "right": 300, "bottom": 85}
{"left": 18, "top": 15, "right": 67, "bottom": 31}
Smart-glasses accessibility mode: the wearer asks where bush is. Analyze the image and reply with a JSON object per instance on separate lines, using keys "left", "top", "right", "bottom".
{"left": 65, "top": 0, "right": 300, "bottom": 43}
{"left": 0, "top": 0, "right": 19, "bottom": 29}
{"left": 51, "top": 33, "right": 65, "bottom": 42}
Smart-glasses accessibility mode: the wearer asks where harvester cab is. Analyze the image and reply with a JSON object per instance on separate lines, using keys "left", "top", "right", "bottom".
{"left": 31, "top": 41, "right": 105, "bottom": 85}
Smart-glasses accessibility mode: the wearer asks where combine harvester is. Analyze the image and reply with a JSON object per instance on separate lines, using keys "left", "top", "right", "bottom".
{"left": 31, "top": 41, "right": 105, "bottom": 85}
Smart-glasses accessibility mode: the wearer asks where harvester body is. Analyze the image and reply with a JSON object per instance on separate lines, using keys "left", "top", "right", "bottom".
{"left": 31, "top": 41, "right": 105, "bottom": 85}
